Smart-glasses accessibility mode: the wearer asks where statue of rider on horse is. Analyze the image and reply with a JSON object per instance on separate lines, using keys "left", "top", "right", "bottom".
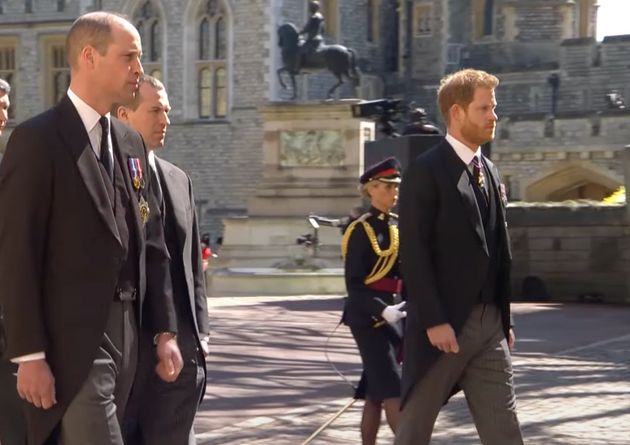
{"left": 277, "top": 1, "right": 360, "bottom": 99}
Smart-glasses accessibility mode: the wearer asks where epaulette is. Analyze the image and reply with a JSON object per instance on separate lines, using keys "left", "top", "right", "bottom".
{"left": 341, "top": 212, "right": 370, "bottom": 260}
{"left": 341, "top": 213, "right": 371, "bottom": 259}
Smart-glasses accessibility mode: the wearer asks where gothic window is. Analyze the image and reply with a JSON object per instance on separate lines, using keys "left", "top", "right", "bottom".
{"left": 413, "top": 4, "right": 432, "bottom": 37}
{"left": 215, "top": 17, "right": 226, "bottom": 59}
{"left": 473, "top": 0, "right": 494, "bottom": 39}
{"left": 367, "top": 0, "right": 379, "bottom": 43}
{"left": 578, "top": 0, "right": 593, "bottom": 38}
{"left": 0, "top": 41, "right": 16, "bottom": 119}
{"left": 320, "top": 0, "right": 338, "bottom": 40}
{"left": 43, "top": 38, "right": 70, "bottom": 107}
{"left": 484, "top": 0, "right": 494, "bottom": 36}
{"left": 196, "top": 0, "right": 229, "bottom": 119}
{"left": 133, "top": 1, "right": 163, "bottom": 78}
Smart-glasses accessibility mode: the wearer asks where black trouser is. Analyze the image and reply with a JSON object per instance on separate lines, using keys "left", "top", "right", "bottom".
{"left": 0, "top": 359, "right": 27, "bottom": 445}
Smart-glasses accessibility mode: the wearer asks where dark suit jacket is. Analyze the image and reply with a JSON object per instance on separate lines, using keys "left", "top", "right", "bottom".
{"left": 0, "top": 96, "right": 176, "bottom": 445}
{"left": 156, "top": 156, "right": 210, "bottom": 342}
{"left": 398, "top": 139, "right": 513, "bottom": 405}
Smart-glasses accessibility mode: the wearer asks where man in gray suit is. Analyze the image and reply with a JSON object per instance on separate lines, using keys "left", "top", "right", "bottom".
{"left": 0, "top": 77, "right": 26, "bottom": 445}
{"left": 395, "top": 69, "right": 524, "bottom": 444}
{"left": 116, "top": 74, "right": 210, "bottom": 445}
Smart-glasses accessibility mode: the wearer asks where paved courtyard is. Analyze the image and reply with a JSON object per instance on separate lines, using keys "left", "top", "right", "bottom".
{"left": 194, "top": 296, "right": 630, "bottom": 444}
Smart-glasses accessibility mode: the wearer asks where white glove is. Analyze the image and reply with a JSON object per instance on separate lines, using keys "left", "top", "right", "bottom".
{"left": 381, "top": 302, "right": 407, "bottom": 325}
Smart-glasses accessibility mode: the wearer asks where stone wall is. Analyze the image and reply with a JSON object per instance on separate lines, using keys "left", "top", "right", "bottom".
{"left": 493, "top": 112, "right": 629, "bottom": 201}
{"left": 508, "top": 203, "right": 630, "bottom": 303}
{"left": 0, "top": 0, "right": 389, "bottom": 240}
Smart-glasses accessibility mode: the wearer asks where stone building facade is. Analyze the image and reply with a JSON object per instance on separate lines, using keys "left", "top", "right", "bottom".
{"left": 395, "top": 0, "right": 630, "bottom": 203}
{"left": 1, "top": 0, "right": 629, "bottom": 239}
{"left": 0, "top": 0, "right": 399, "bottom": 239}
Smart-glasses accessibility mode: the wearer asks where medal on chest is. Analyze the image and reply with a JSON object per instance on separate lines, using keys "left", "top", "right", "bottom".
{"left": 138, "top": 195, "right": 150, "bottom": 225}
{"left": 128, "top": 157, "right": 145, "bottom": 191}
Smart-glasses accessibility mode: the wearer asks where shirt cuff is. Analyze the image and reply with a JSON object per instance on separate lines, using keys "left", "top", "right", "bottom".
{"left": 11, "top": 351, "right": 46, "bottom": 363}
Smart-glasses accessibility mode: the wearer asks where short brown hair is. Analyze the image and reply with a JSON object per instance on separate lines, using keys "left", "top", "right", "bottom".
{"left": 66, "top": 12, "right": 129, "bottom": 69}
{"left": 437, "top": 69, "right": 499, "bottom": 126}
{"left": 112, "top": 74, "right": 165, "bottom": 117}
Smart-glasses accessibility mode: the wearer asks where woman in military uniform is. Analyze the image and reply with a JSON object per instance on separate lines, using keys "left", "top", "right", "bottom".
{"left": 341, "top": 157, "right": 406, "bottom": 445}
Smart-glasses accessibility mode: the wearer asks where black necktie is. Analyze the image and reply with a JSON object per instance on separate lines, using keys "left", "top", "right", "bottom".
{"left": 151, "top": 162, "right": 165, "bottom": 219}
{"left": 99, "top": 116, "right": 113, "bottom": 181}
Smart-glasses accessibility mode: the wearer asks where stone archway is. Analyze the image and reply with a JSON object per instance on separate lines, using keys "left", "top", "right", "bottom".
{"left": 525, "top": 162, "right": 622, "bottom": 202}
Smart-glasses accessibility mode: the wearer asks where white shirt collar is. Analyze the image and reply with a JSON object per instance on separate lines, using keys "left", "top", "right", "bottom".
{"left": 445, "top": 133, "right": 482, "bottom": 166}
{"left": 66, "top": 88, "right": 108, "bottom": 136}
{"left": 148, "top": 150, "right": 157, "bottom": 171}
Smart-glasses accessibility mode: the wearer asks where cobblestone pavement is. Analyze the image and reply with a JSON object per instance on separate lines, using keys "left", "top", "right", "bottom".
{"left": 194, "top": 296, "right": 630, "bottom": 444}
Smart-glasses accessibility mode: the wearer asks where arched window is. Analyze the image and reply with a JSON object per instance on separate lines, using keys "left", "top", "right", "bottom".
{"left": 367, "top": 0, "right": 379, "bottom": 43}
{"left": 473, "top": 0, "right": 494, "bottom": 39}
{"left": 483, "top": 0, "right": 494, "bottom": 36}
{"left": 215, "top": 67, "right": 227, "bottom": 117}
{"left": 215, "top": 17, "right": 226, "bottom": 59}
{"left": 319, "top": 0, "right": 338, "bottom": 40}
{"left": 196, "top": 0, "right": 230, "bottom": 119}
{"left": 199, "top": 18, "right": 210, "bottom": 59}
{"left": 199, "top": 67, "right": 212, "bottom": 118}
{"left": 133, "top": 1, "right": 163, "bottom": 75}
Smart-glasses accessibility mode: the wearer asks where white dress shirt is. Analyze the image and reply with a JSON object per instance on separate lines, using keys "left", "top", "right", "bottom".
{"left": 445, "top": 133, "right": 488, "bottom": 195}
{"left": 12, "top": 89, "right": 111, "bottom": 364}
{"left": 445, "top": 133, "right": 482, "bottom": 167}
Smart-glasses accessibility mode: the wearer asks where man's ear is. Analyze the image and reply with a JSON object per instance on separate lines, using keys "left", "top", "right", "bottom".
{"left": 81, "top": 46, "right": 96, "bottom": 69}
{"left": 116, "top": 106, "right": 129, "bottom": 122}
{"left": 450, "top": 103, "right": 462, "bottom": 124}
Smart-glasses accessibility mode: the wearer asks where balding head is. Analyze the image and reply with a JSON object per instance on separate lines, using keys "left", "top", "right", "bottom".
{"left": 66, "top": 12, "right": 134, "bottom": 70}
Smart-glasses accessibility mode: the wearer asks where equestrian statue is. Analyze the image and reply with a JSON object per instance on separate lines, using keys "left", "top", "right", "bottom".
{"left": 277, "top": 0, "right": 360, "bottom": 99}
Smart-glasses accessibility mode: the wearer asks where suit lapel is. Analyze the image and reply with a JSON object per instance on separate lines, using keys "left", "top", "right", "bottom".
{"left": 56, "top": 96, "right": 121, "bottom": 246}
{"left": 156, "top": 158, "right": 188, "bottom": 256}
{"left": 111, "top": 119, "right": 144, "bottom": 250}
{"left": 483, "top": 156, "right": 512, "bottom": 260}
{"left": 440, "top": 141, "right": 489, "bottom": 255}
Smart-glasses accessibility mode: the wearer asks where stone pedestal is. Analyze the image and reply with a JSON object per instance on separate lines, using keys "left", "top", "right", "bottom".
{"left": 210, "top": 101, "right": 374, "bottom": 296}
{"left": 248, "top": 101, "right": 374, "bottom": 216}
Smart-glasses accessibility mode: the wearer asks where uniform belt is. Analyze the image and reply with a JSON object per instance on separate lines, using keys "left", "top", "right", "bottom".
{"left": 366, "top": 278, "right": 402, "bottom": 293}
{"left": 114, "top": 287, "right": 137, "bottom": 302}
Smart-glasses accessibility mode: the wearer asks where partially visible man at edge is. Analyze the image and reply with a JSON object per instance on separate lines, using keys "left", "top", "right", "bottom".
{"left": 0, "top": 12, "right": 183, "bottom": 445}
{"left": 115, "top": 74, "right": 210, "bottom": 445}
{"left": 0, "top": 77, "right": 27, "bottom": 445}
{"left": 0, "top": 78, "right": 10, "bottom": 164}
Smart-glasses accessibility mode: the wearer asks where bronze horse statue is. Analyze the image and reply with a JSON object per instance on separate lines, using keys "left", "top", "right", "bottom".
{"left": 277, "top": 23, "right": 360, "bottom": 100}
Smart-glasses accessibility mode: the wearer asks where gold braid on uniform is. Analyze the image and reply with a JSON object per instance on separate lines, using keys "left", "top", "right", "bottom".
{"left": 341, "top": 213, "right": 399, "bottom": 285}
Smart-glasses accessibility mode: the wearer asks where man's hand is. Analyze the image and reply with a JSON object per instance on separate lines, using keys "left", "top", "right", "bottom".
{"left": 16, "top": 359, "right": 57, "bottom": 409}
{"left": 508, "top": 328, "right": 516, "bottom": 352}
{"left": 155, "top": 334, "right": 183, "bottom": 382}
{"left": 381, "top": 302, "right": 407, "bottom": 325}
{"left": 427, "top": 323, "right": 459, "bottom": 353}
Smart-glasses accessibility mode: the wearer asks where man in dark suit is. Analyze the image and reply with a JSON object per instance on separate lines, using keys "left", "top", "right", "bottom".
{"left": 395, "top": 69, "right": 524, "bottom": 445}
{"left": 116, "top": 75, "right": 210, "bottom": 445}
{"left": 0, "top": 77, "right": 10, "bottom": 165}
{"left": 0, "top": 77, "right": 27, "bottom": 445}
{"left": 0, "top": 13, "right": 183, "bottom": 445}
